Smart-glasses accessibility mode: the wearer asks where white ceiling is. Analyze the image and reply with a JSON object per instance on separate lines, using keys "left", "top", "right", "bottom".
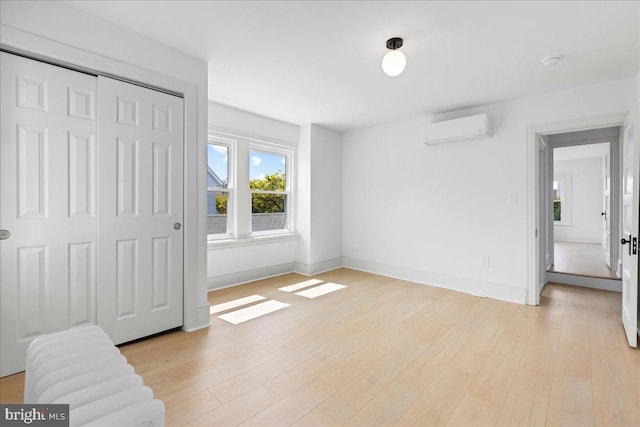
{"left": 65, "top": 0, "right": 639, "bottom": 131}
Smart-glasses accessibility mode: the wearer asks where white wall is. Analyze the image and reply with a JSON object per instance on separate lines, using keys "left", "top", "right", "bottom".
{"left": 207, "top": 101, "right": 301, "bottom": 289}
{"left": 553, "top": 158, "right": 603, "bottom": 243}
{"left": 343, "top": 77, "right": 635, "bottom": 303}
{"left": 310, "top": 125, "right": 343, "bottom": 266}
{"left": 0, "top": 1, "right": 211, "bottom": 330}
{"left": 209, "top": 101, "right": 300, "bottom": 144}
{"left": 296, "top": 124, "right": 343, "bottom": 275}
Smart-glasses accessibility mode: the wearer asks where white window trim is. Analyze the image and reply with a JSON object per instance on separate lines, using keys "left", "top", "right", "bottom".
{"left": 249, "top": 143, "right": 295, "bottom": 236}
{"left": 207, "top": 129, "right": 296, "bottom": 244}
{"left": 553, "top": 172, "right": 572, "bottom": 226}
{"left": 207, "top": 135, "right": 235, "bottom": 240}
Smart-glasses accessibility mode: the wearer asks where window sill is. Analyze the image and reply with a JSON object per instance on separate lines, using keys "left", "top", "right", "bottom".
{"left": 207, "top": 232, "right": 299, "bottom": 249}
{"left": 553, "top": 222, "right": 572, "bottom": 226}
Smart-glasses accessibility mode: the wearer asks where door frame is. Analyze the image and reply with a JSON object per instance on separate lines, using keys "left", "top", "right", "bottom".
{"left": 547, "top": 129, "right": 620, "bottom": 271}
{"left": 527, "top": 113, "right": 627, "bottom": 305}
{"left": 0, "top": 25, "right": 211, "bottom": 332}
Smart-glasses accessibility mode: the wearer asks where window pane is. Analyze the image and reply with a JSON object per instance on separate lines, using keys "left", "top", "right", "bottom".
{"left": 208, "top": 144, "right": 228, "bottom": 188}
{"left": 251, "top": 193, "right": 286, "bottom": 232}
{"left": 208, "top": 191, "right": 228, "bottom": 234}
{"left": 249, "top": 150, "right": 286, "bottom": 191}
{"left": 552, "top": 180, "right": 560, "bottom": 200}
{"left": 553, "top": 201, "right": 561, "bottom": 222}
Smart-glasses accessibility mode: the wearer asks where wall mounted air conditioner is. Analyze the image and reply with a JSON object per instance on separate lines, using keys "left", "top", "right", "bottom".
{"left": 423, "top": 113, "right": 491, "bottom": 145}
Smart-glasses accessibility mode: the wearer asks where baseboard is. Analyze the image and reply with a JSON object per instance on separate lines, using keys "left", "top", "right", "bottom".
{"left": 342, "top": 257, "right": 527, "bottom": 304}
{"left": 182, "top": 303, "right": 211, "bottom": 332}
{"left": 294, "top": 257, "right": 343, "bottom": 276}
{"left": 553, "top": 239, "right": 602, "bottom": 244}
{"left": 546, "top": 272, "right": 622, "bottom": 292}
{"left": 207, "top": 262, "right": 296, "bottom": 291}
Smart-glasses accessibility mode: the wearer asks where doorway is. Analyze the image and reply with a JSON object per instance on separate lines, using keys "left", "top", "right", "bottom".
{"left": 540, "top": 127, "right": 622, "bottom": 291}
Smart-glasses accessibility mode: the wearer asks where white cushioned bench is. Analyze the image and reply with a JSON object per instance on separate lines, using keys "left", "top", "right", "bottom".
{"left": 24, "top": 325, "right": 165, "bottom": 427}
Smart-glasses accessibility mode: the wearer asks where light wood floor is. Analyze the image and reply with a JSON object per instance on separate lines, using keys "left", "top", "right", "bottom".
{"left": 1, "top": 268, "right": 639, "bottom": 426}
{"left": 550, "top": 241, "right": 618, "bottom": 279}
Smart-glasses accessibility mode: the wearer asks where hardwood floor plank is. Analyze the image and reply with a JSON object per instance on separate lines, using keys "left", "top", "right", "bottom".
{"left": 164, "top": 390, "right": 222, "bottom": 427}
{"left": 0, "top": 372, "right": 24, "bottom": 403}
{"left": 344, "top": 379, "right": 423, "bottom": 426}
{"left": 495, "top": 297, "right": 565, "bottom": 426}
{"left": 291, "top": 408, "right": 340, "bottom": 427}
{"left": 317, "top": 335, "right": 428, "bottom": 424}
{"left": 445, "top": 393, "right": 502, "bottom": 427}
{"left": 396, "top": 366, "right": 474, "bottom": 426}
{"left": 240, "top": 379, "right": 335, "bottom": 426}
{"left": 185, "top": 386, "right": 280, "bottom": 427}
{"left": 465, "top": 332, "right": 529, "bottom": 405}
{"left": 545, "top": 375, "right": 594, "bottom": 427}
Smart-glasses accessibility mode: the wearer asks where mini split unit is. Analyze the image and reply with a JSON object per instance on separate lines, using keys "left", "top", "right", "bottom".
{"left": 423, "top": 113, "right": 492, "bottom": 144}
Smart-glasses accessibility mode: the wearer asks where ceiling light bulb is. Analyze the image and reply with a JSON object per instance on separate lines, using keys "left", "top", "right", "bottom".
{"left": 382, "top": 50, "right": 406, "bottom": 77}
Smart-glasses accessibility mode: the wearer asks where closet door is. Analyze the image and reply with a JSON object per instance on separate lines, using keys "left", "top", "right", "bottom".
{"left": 97, "top": 77, "right": 184, "bottom": 344}
{"left": 0, "top": 53, "right": 97, "bottom": 376}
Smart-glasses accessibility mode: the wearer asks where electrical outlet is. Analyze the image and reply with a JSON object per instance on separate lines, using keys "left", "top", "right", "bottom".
{"left": 506, "top": 192, "right": 518, "bottom": 205}
{"left": 481, "top": 256, "right": 490, "bottom": 267}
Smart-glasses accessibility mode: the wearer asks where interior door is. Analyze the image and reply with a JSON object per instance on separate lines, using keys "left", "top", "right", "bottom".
{"left": 0, "top": 53, "right": 97, "bottom": 376}
{"left": 621, "top": 105, "right": 639, "bottom": 348}
{"left": 603, "top": 150, "right": 611, "bottom": 268}
{"left": 97, "top": 77, "right": 184, "bottom": 344}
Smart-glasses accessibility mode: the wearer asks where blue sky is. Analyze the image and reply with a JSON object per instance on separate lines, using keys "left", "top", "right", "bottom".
{"left": 249, "top": 150, "right": 286, "bottom": 180}
{"left": 207, "top": 144, "right": 228, "bottom": 183}
{"left": 207, "top": 145, "right": 286, "bottom": 182}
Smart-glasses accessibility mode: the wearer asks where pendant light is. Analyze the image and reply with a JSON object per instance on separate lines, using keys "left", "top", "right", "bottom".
{"left": 382, "top": 37, "right": 406, "bottom": 77}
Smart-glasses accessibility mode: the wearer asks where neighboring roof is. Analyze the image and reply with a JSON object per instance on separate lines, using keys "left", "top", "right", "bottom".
{"left": 207, "top": 166, "right": 225, "bottom": 188}
{"left": 207, "top": 213, "right": 285, "bottom": 235}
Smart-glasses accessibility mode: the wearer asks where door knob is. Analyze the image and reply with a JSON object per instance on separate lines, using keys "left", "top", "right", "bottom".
{"left": 0, "top": 229, "right": 10, "bottom": 240}
{"left": 173, "top": 222, "right": 181, "bottom": 230}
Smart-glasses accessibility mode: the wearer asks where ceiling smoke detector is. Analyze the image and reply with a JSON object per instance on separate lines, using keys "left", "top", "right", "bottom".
{"left": 541, "top": 55, "right": 563, "bottom": 67}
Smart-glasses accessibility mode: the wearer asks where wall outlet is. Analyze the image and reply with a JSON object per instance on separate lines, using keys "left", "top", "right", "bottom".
{"left": 506, "top": 192, "right": 518, "bottom": 205}
{"left": 481, "top": 256, "right": 490, "bottom": 267}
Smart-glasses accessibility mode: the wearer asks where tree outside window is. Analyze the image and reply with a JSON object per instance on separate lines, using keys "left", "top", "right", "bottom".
{"left": 249, "top": 150, "right": 289, "bottom": 232}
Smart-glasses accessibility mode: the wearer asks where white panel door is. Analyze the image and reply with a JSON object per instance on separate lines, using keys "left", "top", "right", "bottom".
{"left": 0, "top": 53, "right": 97, "bottom": 376}
{"left": 621, "top": 105, "right": 639, "bottom": 348}
{"left": 97, "top": 77, "right": 183, "bottom": 344}
{"left": 603, "top": 151, "right": 611, "bottom": 268}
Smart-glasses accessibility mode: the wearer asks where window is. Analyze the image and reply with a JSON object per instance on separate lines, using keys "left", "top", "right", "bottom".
{"left": 207, "top": 130, "right": 294, "bottom": 241}
{"left": 250, "top": 149, "right": 289, "bottom": 233}
{"left": 207, "top": 140, "right": 232, "bottom": 236}
{"left": 553, "top": 180, "right": 562, "bottom": 222}
{"left": 552, "top": 172, "right": 571, "bottom": 225}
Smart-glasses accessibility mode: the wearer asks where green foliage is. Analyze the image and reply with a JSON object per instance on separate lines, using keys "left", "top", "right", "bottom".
{"left": 250, "top": 170, "right": 286, "bottom": 191}
{"left": 215, "top": 193, "right": 227, "bottom": 214}
{"left": 250, "top": 170, "right": 286, "bottom": 213}
{"left": 553, "top": 201, "right": 561, "bottom": 222}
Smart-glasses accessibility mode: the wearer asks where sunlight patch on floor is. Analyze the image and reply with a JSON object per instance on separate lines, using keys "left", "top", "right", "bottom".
{"left": 295, "top": 282, "right": 346, "bottom": 299}
{"left": 210, "top": 294, "right": 266, "bottom": 314}
{"left": 217, "top": 300, "right": 290, "bottom": 324}
{"left": 278, "top": 279, "right": 324, "bottom": 292}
